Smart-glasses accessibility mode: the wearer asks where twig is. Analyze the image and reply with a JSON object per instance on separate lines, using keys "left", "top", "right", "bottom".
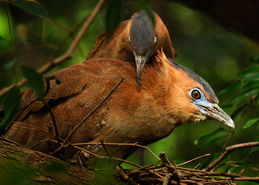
{"left": 0, "top": 0, "right": 106, "bottom": 98}
{"left": 126, "top": 165, "right": 156, "bottom": 175}
{"left": 101, "top": 140, "right": 111, "bottom": 157}
{"left": 71, "top": 142, "right": 161, "bottom": 161}
{"left": 43, "top": 101, "right": 61, "bottom": 145}
{"left": 231, "top": 177, "right": 259, "bottom": 182}
{"left": 167, "top": 164, "right": 181, "bottom": 184}
{"left": 159, "top": 152, "right": 172, "bottom": 165}
{"left": 73, "top": 145, "right": 142, "bottom": 168}
{"left": 162, "top": 173, "right": 172, "bottom": 185}
{"left": 206, "top": 142, "right": 259, "bottom": 171}
{"left": 4, "top": 75, "right": 61, "bottom": 135}
{"left": 180, "top": 179, "right": 202, "bottom": 185}
{"left": 64, "top": 77, "right": 123, "bottom": 142}
{"left": 177, "top": 153, "right": 211, "bottom": 167}
{"left": 117, "top": 166, "right": 129, "bottom": 181}
{"left": 51, "top": 77, "right": 124, "bottom": 154}
{"left": 72, "top": 141, "right": 164, "bottom": 179}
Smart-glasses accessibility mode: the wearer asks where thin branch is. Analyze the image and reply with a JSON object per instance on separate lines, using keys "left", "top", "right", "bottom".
{"left": 73, "top": 142, "right": 164, "bottom": 180}
{"left": 64, "top": 77, "right": 123, "bottom": 142}
{"left": 0, "top": 0, "right": 106, "bottom": 98}
{"left": 43, "top": 101, "right": 61, "bottom": 145}
{"left": 162, "top": 173, "right": 172, "bottom": 185}
{"left": 177, "top": 153, "right": 211, "bottom": 167}
{"left": 206, "top": 142, "right": 259, "bottom": 171}
{"left": 73, "top": 145, "right": 142, "bottom": 168}
{"left": 101, "top": 140, "right": 111, "bottom": 158}
{"left": 51, "top": 77, "right": 124, "bottom": 155}
{"left": 71, "top": 142, "right": 161, "bottom": 161}
{"left": 159, "top": 152, "right": 172, "bottom": 165}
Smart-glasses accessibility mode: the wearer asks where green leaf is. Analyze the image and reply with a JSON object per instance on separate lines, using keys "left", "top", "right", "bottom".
{"left": 0, "top": 87, "right": 21, "bottom": 128}
{"left": 105, "top": 0, "right": 122, "bottom": 36}
{"left": 135, "top": 0, "right": 155, "bottom": 25}
{"left": 232, "top": 89, "right": 258, "bottom": 106}
{"left": 10, "top": 0, "right": 48, "bottom": 18}
{"left": 232, "top": 94, "right": 250, "bottom": 106}
{"left": 241, "top": 72, "right": 259, "bottom": 83}
{"left": 21, "top": 65, "right": 45, "bottom": 99}
{"left": 239, "top": 65, "right": 259, "bottom": 77}
{"left": 194, "top": 128, "right": 225, "bottom": 145}
{"left": 243, "top": 118, "right": 259, "bottom": 129}
{"left": 239, "top": 81, "right": 259, "bottom": 95}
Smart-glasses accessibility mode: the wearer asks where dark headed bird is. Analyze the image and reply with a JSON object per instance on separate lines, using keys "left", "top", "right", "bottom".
{"left": 87, "top": 10, "right": 176, "bottom": 82}
{"left": 4, "top": 50, "right": 234, "bottom": 163}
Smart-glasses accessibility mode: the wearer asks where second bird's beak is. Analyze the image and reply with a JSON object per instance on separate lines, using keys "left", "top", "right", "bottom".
{"left": 194, "top": 100, "right": 235, "bottom": 129}
{"left": 134, "top": 53, "right": 148, "bottom": 82}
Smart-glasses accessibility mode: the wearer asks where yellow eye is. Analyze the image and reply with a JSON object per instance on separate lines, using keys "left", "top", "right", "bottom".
{"left": 191, "top": 89, "right": 201, "bottom": 99}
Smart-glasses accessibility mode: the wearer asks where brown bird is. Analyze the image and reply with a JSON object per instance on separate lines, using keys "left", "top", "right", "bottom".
{"left": 87, "top": 10, "right": 176, "bottom": 82}
{"left": 3, "top": 50, "right": 234, "bottom": 163}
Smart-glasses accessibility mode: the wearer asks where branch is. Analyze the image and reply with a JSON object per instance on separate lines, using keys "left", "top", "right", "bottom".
{"left": 71, "top": 142, "right": 161, "bottom": 161}
{"left": 2, "top": 137, "right": 256, "bottom": 185}
{"left": 0, "top": 138, "right": 93, "bottom": 185}
{"left": 206, "top": 141, "right": 259, "bottom": 171}
{"left": 177, "top": 153, "right": 211, "bottom": 167}
{"left": 0, "top": 0, "right": 106, "bottom": 98}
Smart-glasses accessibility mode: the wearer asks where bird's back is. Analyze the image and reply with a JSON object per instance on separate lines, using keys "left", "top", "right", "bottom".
{"left": 4, "top": 58, "right": 136, "bottom": 155}
{"left": 4, "top": 53, "right": 182, "bottom": 161}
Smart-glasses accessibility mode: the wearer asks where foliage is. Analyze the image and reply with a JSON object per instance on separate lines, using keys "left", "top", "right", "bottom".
{"left": 0, "top": 87, "right": 21, "bottom": 129}
{"left": 21, "top": 65, "right": 45, "bottom": 100}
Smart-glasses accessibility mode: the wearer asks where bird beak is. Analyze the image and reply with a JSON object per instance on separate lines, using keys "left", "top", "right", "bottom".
{"left": 133, "top": 52, "right": 147, "bottom": 81}
{"left": 194, "top": 100, "right": 235, "bottom": 129}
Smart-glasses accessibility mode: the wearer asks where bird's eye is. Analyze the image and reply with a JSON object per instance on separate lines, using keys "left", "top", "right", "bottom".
{"left": 191, "top": 89, "right": 201, "bottom": 99}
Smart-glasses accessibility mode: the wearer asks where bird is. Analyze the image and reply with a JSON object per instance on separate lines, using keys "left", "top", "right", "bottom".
{"left": 87, "top": 10, "right": 177, "bottom": 83}
{"left": 3, "top": 49, "right": 235, "bottom": 164}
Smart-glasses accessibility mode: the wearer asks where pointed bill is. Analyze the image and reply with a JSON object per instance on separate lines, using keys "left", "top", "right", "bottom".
{"left": 134, "top": 53, "right": 147, "bottom": 82}
{"left": 194, "top": 100, "right": 235, "bottom": 129}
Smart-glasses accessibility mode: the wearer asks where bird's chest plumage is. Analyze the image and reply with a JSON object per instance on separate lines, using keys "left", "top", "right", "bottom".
{"left": 94, "top": 88, "right": 178, "bottom": 145}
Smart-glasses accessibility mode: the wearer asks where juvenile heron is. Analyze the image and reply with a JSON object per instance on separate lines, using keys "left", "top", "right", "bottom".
{"left": 87, "top": 10, "right": 176, "bottom": 83}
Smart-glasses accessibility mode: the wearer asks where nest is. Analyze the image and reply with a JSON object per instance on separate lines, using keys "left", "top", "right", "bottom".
{"left": 115, "top": 146, "right": 259, "bottom": 185}
{"left": 119, "top": 164, "right": 241, "bottom": 185}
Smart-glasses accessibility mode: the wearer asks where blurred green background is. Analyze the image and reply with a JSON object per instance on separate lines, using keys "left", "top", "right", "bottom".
{"left": 0, "top": 0, "right": 258, "bottom": 184}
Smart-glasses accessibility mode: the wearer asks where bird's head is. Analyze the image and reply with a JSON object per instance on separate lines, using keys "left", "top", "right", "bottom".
{"left": 128, "top": 10, "right": 157, "bottom": 80}
{"left": 155, "top": 51, "right": 235, "bottom": 129}
{"left": 128, "top": 10, "right": 176, "bottom": 81}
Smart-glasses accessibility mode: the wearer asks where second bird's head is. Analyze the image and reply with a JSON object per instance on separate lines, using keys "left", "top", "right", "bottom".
{"left": 128, "top": 10, "right": 175, "bottom": 81}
